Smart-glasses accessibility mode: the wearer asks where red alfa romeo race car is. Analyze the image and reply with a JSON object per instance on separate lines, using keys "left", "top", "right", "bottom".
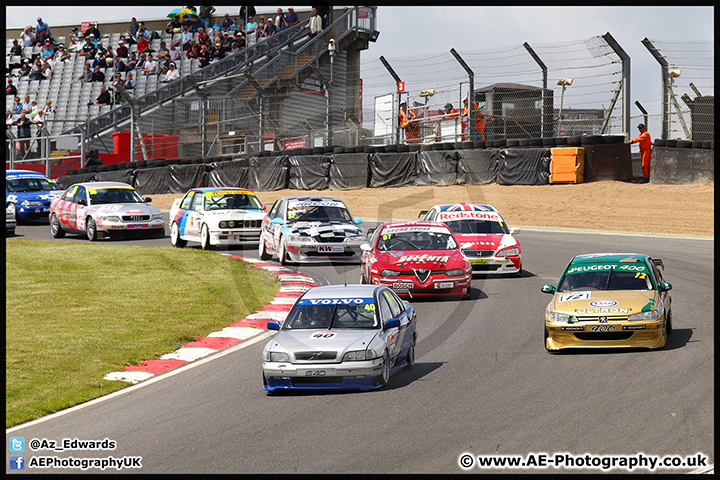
{"left": 420, "top": 203, "right": 522, "bottom": 276}
{"left": 360, "top": 221, "right": 472, "bottom": 299}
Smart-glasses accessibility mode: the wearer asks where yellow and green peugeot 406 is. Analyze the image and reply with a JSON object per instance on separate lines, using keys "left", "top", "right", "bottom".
{"left": 541, "top": 253, "right": 672, "bottom": 351}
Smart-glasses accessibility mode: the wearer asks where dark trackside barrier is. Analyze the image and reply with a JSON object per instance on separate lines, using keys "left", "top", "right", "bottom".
{"left": 651, "top": 146, "right": 714, "bottom": 185}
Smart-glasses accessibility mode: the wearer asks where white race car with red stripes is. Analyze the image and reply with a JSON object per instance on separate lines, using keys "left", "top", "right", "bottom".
{"left": 420, "top": 204, "right": 522, "bottom": 276}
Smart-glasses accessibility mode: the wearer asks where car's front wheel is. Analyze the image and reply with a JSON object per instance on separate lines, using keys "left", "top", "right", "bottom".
{"left": 200, "top": 224, "right": 212, "bottom": 250}
{"left": 170, "top": 222, "right": 186, "bottom": 248}
{"left": 86, "top": 217, "right": 98, "bottom": 241}
{"left": 50, "top": 213, "right": 65, "bottom": 238}
{"left": 258, "top": 235, "right": 271, "bottom": 260}
{"left": 376, "top": 351, "right": 391, "bottom": 388}
{"left": 7, "top": 203, "right": 18, "bottom": 223}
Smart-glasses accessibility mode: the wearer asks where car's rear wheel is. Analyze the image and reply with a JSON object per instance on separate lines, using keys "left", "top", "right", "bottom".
{"left": 170, "top": 222, "right": 186, "bottom": 248}
{"left": 200, "top": 224, "right": 211, "bottom": 250}
{"left": 258, "top": 235, "right": 271, "bottom": 260}
{"left": 666, "top": 307, "right": 673, "bottom": 335}
{"left": 86, "top": 217, "right": 98, "bottom": 241}
{"left": 50, "top": 213, "right": 65, "bottom": 238}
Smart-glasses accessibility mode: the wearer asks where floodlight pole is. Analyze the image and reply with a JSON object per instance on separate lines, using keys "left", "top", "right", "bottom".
{"left": 641, "top": 37, "right": 668, "bottom": 139}
{"left": 602, "top": 32, "right": 630, "bottom": 139}
{"left": 523, "top": 42, "right": 550, "bottom": 138}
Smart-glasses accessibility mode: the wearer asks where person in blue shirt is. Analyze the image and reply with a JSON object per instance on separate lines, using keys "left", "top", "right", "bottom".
{"left": 35, "top": 17, "right": 52, "bottom": 43}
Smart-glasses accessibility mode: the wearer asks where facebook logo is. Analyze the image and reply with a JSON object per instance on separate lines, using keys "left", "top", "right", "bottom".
{"left": 9, "top": 437, "right": 25, "bottom": 452}
{"left": 10, "top": 455, "right": 25, "bottom": 470}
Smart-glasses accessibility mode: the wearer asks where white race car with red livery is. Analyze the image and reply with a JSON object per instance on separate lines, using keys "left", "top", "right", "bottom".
{"left": 360, "top": 221, "right": 472, "bottom": 299}
{"left": 49, "top": 182, "right": 165, "bottom": 241}
{"left": 420, "top": 204, "right": 521, "bottom": 276}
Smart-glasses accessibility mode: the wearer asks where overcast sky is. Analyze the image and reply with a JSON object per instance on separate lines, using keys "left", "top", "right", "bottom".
{"left": 6, "top": 5, "right": 714, "bottom": 140}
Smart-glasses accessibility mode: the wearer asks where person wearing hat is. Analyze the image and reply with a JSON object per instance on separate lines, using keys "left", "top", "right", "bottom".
{"left": 18, "top": 59, "right": 32, "bottom": 80}
{"left": 35, "top": 17, "right": 52, "bottom": 43}
{"left": 398, "top": 101, "right": 420, "bottom": 144}
{"left": 8, "top": 39, "right": 22, "bottom": 56}
{"left": 53, "top": 44, "right": 70, "bottom": 63}
{"left": 629, "top": 123, "right": 652, "bottom": 181}
{"left": 78, "top": 36, "right": 96, "bottom": 58}
{"left": 6, "top": 79, "right": 17, "bottom": 96}
{"left": 286, "top": 7, "right": 299, "bottom": 27}
{"left": 162, "top": 62, "right": 180, "bottom": 83}
{"left": 461, "top": 96, "right": 486, "bottom": 141}
{"left": 41, "top": 42, "right": 54, "bottom": 61}
{"left": 443, "top": 102, "right": 459, "bottom": 119}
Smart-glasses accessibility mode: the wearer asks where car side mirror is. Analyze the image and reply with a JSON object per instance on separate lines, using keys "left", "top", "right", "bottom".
{"left": 659, "top": 281, "right": 672, "bottom": 292}
{"left": 385, "top": 318, "right": 401, "bottom": 330}
{"left": 267, "top": 320, "right": 281, "bottom": 331}
{"left": 510, "top": 226, "right": 518, "bottom": 235}
{"left": 418, "top": 210, "right": 428, "bottom": 219}
{"left": 271, "top": 217, "right": 284, "bottom": 225}
{"left": 77, "top": 198, "right": 87, "bottom": 206}
{"left": 541, "top": 284, "right": 556, "bottom": 294}
{"left": 354, "top": 218, "right": 363, "bottom": 225}
{"left": 144, "top": 197, "right": 152, "bottom": 203}
{"left": 360, "top": 243, "right": 372, "bottom": 252}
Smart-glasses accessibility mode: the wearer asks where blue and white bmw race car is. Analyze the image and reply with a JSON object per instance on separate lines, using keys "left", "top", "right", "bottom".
{"left": 6, "top": 169, "right": 62, "bottom": 223}
{"left": 262, "top": 284, "right": 418, "bottom": 393}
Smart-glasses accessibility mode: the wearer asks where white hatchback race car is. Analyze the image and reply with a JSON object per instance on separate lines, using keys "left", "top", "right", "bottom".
{"left": 169, "top": 187, "right": 267, "bottom": 249}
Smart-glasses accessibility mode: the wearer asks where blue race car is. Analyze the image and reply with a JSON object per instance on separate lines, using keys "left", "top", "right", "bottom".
{"left": 6, "top": 170, "right": 62, "bottom": 223}
{"left": 262, "top": 284, "right": 418, "bottom": 393}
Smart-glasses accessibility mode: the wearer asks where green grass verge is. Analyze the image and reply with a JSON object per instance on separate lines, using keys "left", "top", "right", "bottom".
{"left": 5, "top": 239, "right": 280, "bottom": 428}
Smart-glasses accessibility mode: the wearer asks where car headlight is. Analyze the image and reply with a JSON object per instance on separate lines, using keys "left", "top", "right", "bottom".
{"left": 342, "top": 349, "right": 378, "bottom": 361}
{"left": 628, "top": 310, "right": 660, "bottom": 321}
{"left": 268, "top": 352, "right": 290, "bottom": 362}
{"left": 497, "top": 246, "right": 519, "bottom": 257}
{"left": 21, "top": 200, "right": 44, "bottom": 206}
{"left": 345, "top": 235, "right": 367, "bottom": 243}
{"left": 101, "top": 215, "right": 121, "bottom": 222}
{"left": 548, "top": 311, "right": 571, "bottom": 323}
{"left": 288, "top": 234, "right": 314, "bottom": 244}
{"left": 151, "top": 213, "right": 164, "bottom": 221}
{"left": 380, "top": 269, "right": 401, "bottom": 278}
{"left": 444, "top": 268, "right": 464, "bottom": 277}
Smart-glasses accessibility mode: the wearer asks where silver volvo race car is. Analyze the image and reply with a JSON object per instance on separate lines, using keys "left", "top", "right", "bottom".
{"left": 262, "top": 284, "right": 418, "bottom": 393}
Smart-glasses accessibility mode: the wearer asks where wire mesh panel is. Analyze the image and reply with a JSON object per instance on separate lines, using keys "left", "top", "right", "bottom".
{"left": 645, "top": 39, "right": 714, "bottom": 141}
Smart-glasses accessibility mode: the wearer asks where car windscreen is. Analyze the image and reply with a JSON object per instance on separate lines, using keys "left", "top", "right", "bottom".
{"left": 6, "top": 177, "right": 59, "bottom": 192}
{"left": 558, "top": 266, "right": 654, "bottom": 291}
{"left": 444, "top": 219, "right": 509, "bottom": 235}
{"left": 287, "top": 204, "right": 352, "bottom": 223}
{"left": 203, "top": 191, "right": 263, "bottom": 211}
{"left": 377, "top": 227, "right": 457, "bottom": 251}
{"left": 88, "top": 186, "right": 146, "bottom": 205}
{"left": 283, "top": 298, "right": 379, "bottom": 329}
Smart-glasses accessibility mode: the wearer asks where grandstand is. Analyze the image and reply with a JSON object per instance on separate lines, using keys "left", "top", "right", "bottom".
{"left": 6, "top": 6, "right": 379, "bottom": 175}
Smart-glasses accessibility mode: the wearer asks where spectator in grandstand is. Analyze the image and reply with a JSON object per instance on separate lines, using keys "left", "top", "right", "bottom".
{"left": 10, "top": 97, "right": 23, "bottom": 114}
{"left": 221, "top": 13, "right": 233, "bottom": 32}
{"left": 91, "top": 48, "right": 108, "bottom": 70}
{"left": 8, "top": 39, "right": 23, "bottom": 57}
{"left": 245, "top": 15, "right": 258, "bottom": 40}
{"left": 239, "top": 4, "right": 256, "bottom": 26}
{"left": 136, "top": 34, "right": 150, "bottom": 54}
{"left": 104, "top": 45, "right": 115, "bottom": 67}
{"left": 115, "top": 38, "right": 129, "bottom": 59}
{"left": 35, "top": 17, "right": 53, "bottom": 43}
{"left": 113, "top": 72, "right": 125, "bottom": 86}
{"left": 186, "top": 40, "right": 200, "bottom": 59}
{"left": 255, "top": 16, "right": 267, "bottom": 40}
{"left": 212, "top": 18, "right": 222, "bottom": 33}
{"left": 116, "top": 52, "right": 139, "bottom": 72}
{"left": 134, "top": 53, "right": 148, "bottom": 73}
{"left": 210, "top": 42, "right": 225, "bottom": 62}
{"left": 143, "top": 54, "right": 158, "bottom": 75}
{"left": 168, "top": 40, "right": 181, "bottom": 61}
{"left": 53, "top": 45, "right": 71, "bottom": 63}
{"left": 40, "top": 59, "right": 53, "bottom": 80}
{"left": 6, "top": 79, "right": 17, "bottom": 96}
{"left": 264, "top": 16, "right": 277, "bottom": 37}
{"left": 181, "top": 24, "right": 194, "bottom": 51}
{"left": 124, "top": 71, "right": 136, "bottom": 90}
{"left": 42, "top": 100, "right": 55, "bottom": 115}
{"left": 306, "top": 8, "right": 323, "bottom": 38}
{"left": 156, "top": 41, "right": 170, "bottom": 62}
{"left": 78, "top": 36, "right": 97, "bottom": 58}
{"left": 199, "top": 1, "right": 216, "bottom": 32}
{"left": 274, "top": 8, "right": 289, "bottom": 32}
{"left": 68, "top": 27, "right": 82, "bottom": 46}
{"left": 196, "top": 44, "right": 211, "bottom": 68}
{"left": 32, "top": 107, "right": 46, "bottom": 133}
{"left": 128, "top": 17, "right": 141, "bottom": 39}
{"left": 166, "top": 15, "right": 183, "bottom": 34}
{"left": 20, "top": 26, "right": 37, "bottom": 48}
{"left": 21, "top": 95, "right": 33, "bottom": 114}
{"left": 76, "top": 63, "right": 93, "bottom": 82}
{"left": 162, "top": 63, "right": 180, "bottom": 82}
{"left": 15, "top": 113, "right": 32, "bottom": 157}
{"left": 84, "top": 23, "right": 101, "bottom": 42}
{"left": 29, "top": 58, "right": 47, "bottom": 81}
{"left": 286, "top": 7, "right": 299, "bottom": 27}
{"left": 219, "top": 31, "right": 233, "bottom": 48}
{"left": 18, "top": 59, "right": 32, "bottom": 81}
{"left": 40, "top": 42, "right": 54, "bottom": 61}
{"left": 197, "top": 27, "right": 211, "bottom": 46}
{"left": 91, "top": 64, "right": 105, "bottom": 83}
{"left": 68, "top": 33, "right": 84, "bottom": 53}
{"left": 94, "top": 85, "right": 112, "bottom": 105}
